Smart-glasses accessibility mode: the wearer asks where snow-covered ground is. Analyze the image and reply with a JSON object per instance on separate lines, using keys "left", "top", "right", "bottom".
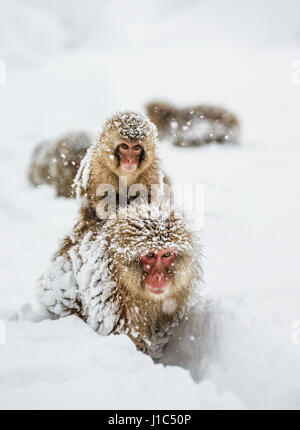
{"left": 0, "top": 0, "right": 300, "bottom": 409}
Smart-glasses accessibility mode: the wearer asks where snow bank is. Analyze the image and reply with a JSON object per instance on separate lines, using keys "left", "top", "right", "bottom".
{"left": 0, "top": 316, "right": 242, "bottom": 410}
{"left": 164, "top": 296, "right": 300, "bottom": 409}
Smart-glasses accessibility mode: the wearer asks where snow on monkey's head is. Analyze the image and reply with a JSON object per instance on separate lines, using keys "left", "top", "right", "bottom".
{"left": 104, "top": 203, "right": 201, "bottom": 312}
{"left": 95, "top": 111, "right": 158, "bottom": 177}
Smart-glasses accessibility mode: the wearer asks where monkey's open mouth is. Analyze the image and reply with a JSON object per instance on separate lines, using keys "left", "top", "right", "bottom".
{"left": 145, "top": 283, "right": 169, "bottom": 295}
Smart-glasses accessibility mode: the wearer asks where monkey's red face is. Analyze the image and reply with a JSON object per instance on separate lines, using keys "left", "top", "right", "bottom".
{"left": 117, "top": 142, "right": 143, "bottom": 173}
{"left": 140, "top": 250, "right": 176, "bottom": 296}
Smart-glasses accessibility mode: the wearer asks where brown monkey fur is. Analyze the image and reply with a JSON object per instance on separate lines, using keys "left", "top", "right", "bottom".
{"left": 74, "top": 111, "right": 167, "bottom": 228}
{"left": 146, "top": 101, "right": 240, "bottom": 147}
{"left": 38, "top": 204, "right": 201, "bottom": 359}
{"left": 28, "top": 131, "right": 91, "bottom": 197}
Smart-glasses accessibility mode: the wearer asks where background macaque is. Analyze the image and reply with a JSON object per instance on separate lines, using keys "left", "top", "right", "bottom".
{"left": 75, "top": 111, "right": 168, "bottom": 225}
{"left": 28, "top": 131, "right": 92, "bottom": 198}
{"left": 38, "top": 204, "right": 201, "bottom": 359}
{"left": 146, "top": 101, "right": 240, "bottom": 147}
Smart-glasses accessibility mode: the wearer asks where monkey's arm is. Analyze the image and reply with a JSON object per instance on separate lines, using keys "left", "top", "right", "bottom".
{"left": 37, "top": 251, "right": 81, "bottom": 318}
{"left": 135, "top": 330, "right": 176, "bottom": 361}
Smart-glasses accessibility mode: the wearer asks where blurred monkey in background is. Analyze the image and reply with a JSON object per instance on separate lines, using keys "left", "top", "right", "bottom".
{"left": 28, "top": 131, "right": 92, "bottom": 198}
{"left": 146, "top": 101, "right": 240, "bottom": 147}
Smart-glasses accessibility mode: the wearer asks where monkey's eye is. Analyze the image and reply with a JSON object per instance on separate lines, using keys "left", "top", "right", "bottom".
{"left": 162, "top": 252, "right": 171, "bottom": 258}
{"left": 120, "top": 143, "right": 129, "bottom": 150}
{"left": 146, "top": 252, "right": 155, "bottom": 259}
{"left": 133, "top": 145, "right": 142, "bottom": 151}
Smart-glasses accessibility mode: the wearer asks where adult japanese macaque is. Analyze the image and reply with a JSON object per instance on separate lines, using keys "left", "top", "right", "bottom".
{"left": 28, "top": 132, "right": 92, "bottom": 197}
{"left": 146, "top": 101, "right": 240, "bottom": 147}
{"left": 75, "top": 111, "right": 168, "bottom": 226}
{"left": 37, "top": 204, "right": 201, "bottom": 360}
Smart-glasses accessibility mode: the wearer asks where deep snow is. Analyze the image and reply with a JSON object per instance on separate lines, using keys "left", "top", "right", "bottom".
{"left": 0, "top": 0, "right": 300, "bottom": 410}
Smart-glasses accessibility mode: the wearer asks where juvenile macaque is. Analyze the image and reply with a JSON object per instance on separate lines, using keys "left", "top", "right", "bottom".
{"left": 37, "top": 204, "right": 201, "bottom": 359}
{"left": 146, "top": 101, "right": 240, "bottom": 147}
{"left": 28, "top": 132, "right": 92, "bottom": 197}
{"left": 75, "top": 111, "right": 167, "bottom": 225}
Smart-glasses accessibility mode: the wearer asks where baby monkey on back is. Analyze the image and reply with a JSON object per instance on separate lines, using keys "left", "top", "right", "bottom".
{"left": 146, "top": 101, "right": 240, "bottom": 147}
{"left": 75, "top": 111, "right": 165, "bottom": 225}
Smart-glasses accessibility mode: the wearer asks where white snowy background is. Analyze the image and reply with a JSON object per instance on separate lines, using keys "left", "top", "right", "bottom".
{"left": 0, "top": 0, "right": 300, "bottom": 409}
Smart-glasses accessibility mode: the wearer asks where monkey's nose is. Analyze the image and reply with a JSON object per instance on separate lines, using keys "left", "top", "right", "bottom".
{"left": 153, "top": 272, "right": 163, "bottom": 281}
